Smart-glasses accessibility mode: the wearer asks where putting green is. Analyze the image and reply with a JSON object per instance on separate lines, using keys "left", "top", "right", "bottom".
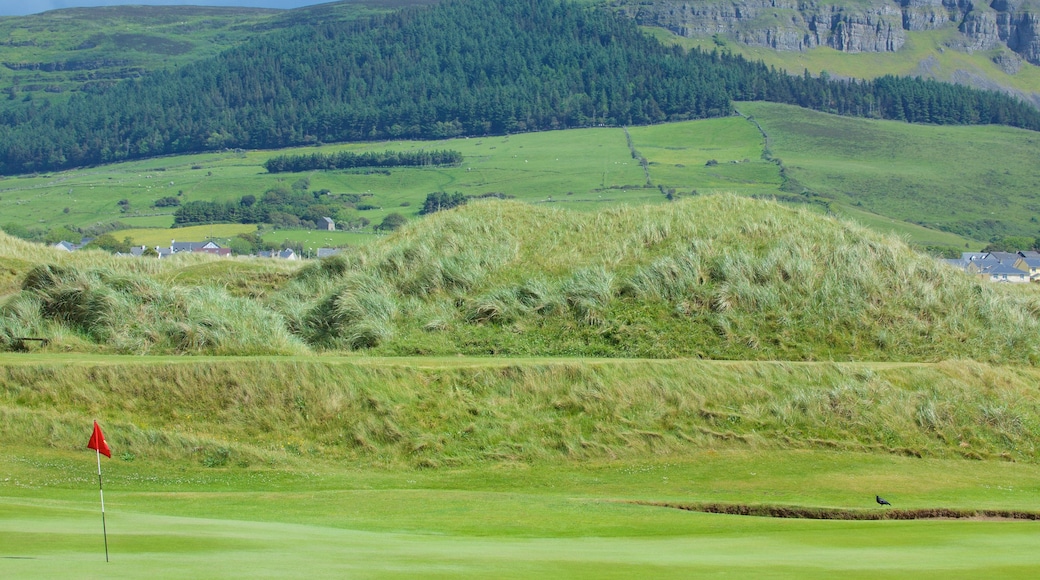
{"left": 3, "top": 449, "right": 1040, "bottom": 578}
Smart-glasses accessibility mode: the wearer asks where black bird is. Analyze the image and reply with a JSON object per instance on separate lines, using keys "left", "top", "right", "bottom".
{"left": 876, "top": 495, "right": 892, "bottom": 506}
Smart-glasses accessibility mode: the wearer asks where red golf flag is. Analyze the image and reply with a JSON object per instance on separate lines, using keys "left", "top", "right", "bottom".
{"left": 88, "top": 421, "right": 111, "bottom": 458}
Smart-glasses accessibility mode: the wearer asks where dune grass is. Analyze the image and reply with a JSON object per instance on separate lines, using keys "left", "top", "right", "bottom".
{"left": 277, "top": 196, "right": 1040, "bottom": 362}
{"left": 0, "top": 194, "right": 1035, "bottom": 359}
{"left": 4, "top": 355, "right": 1040, "bottom": 467}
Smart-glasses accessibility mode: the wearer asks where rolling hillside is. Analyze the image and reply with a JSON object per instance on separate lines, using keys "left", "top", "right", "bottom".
{"left": 0, "top": 1, "right": 436, "bottom": 108}
{"left": 9, "top": 103, "right": 1040, "bottom": 251}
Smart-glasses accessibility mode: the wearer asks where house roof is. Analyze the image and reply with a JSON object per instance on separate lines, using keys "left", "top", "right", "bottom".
{"left": 988, "top": 251, "right": 1021, "bottom": 263}
{"left": 316, "top": 248, "right": 341, "bottom": 258}
{"left": 980, "top": 262, "right": 1030, "bottom": 277}
{"left": 961, "top": 252, "right": 990, "bottom": 262}
{"left": 171, "top": 241, "right": 220, "bottom": 252}
{"left": 196, "top": 247, "right": 232, "bottom": 256}
{"left": 258, "top": 249, "right": 296, "bottom": 259}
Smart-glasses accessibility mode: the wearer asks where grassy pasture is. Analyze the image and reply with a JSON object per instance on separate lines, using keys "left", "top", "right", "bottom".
{"left": 3, "top": 104, "right": 1019, "bottom": 252}
{"left": 10, "top": 100, "right": 1040, "bottom": 252}
{"left": 739, "top": 101, "right": 1040, "bottom": 243}
{"left": 0, "top": 121, "right": 760, "bottom": 244}
{"left": 116, "top": 224, "right": 256, "bottom": 247}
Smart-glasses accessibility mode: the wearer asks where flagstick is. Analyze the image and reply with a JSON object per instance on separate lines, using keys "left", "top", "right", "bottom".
{"left": 95, "top": 446, "right": 109, "bottom": 563}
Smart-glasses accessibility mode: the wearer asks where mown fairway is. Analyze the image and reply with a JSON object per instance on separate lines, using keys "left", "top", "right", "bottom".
{"left": 3, "top": 447, "right": 1040, "bottom": 578}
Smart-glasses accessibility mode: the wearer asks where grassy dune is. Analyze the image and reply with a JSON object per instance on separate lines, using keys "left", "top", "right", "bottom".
{"left": 281, "top": 196, "right": 1040, "bottom": 361}
{"left": 1, "top": 195, "right": 1037, "bottom": 359}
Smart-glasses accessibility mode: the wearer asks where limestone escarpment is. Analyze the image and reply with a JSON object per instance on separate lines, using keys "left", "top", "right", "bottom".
{"left": 614, "top": 0, "right": 1040, "bottom": 65}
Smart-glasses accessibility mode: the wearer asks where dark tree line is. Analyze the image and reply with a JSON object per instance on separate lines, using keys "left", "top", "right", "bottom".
{"left": 175, "top": 185, "right": 354, "bottom": 227}
{"left": 419, "top": 191, "right": 468, "bottom": 215}
{"left": 1, "top": 0, "right": 1038, "bottom": 176}
{"left": 419, "top": 191, "right": 514, "bottom": 215}
{"left": 264, "top": 149, "right": 462, "bottom": 173}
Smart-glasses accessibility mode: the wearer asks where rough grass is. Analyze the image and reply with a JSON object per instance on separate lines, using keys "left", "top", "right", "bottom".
{"left": 2, "top": 194, "right": 1037, "bottom": 358}
{"left": 0, "top": 234, "right": 306, "bottom": 354}
{"left": 281, "top": 195, "right": 1040, "bottom": 362}
{"left": 4, "top": 356, "right": 1040, "bottom": 467}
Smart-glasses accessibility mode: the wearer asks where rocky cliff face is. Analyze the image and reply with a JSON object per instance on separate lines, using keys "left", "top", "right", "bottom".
{"left": 615, "top": 0, "right": 1040, "bottom": 65}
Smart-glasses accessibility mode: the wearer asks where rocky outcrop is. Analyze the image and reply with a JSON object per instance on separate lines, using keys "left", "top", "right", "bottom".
{"left": 615, "top": 0, "right": 1040, "bottom": 65}
{"left": 1005, "top": 11, "right": 1040, "bottom": 63}
{"left": 616, "top": 1, "right": 906, "bottom": 52}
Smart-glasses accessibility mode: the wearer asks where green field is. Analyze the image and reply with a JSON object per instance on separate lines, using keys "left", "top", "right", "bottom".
{"left": 739, "top": 102, "right": 1040, "bottom": 243}
{"left": 3, "top": 106, "right": 1020, "bottom": 252}
{"left": 0, "top": 120, "right": 760, "bottom": 244}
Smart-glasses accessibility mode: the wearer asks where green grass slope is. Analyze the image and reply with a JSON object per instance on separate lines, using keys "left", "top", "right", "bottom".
{"left": 740, "top": 102, "right": 1040, "bottom": 242}
{"left": 0, "top": 2, "right": 435, "bottom": 110}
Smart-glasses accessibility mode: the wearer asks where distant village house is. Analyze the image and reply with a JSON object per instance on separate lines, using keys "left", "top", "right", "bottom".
{"left": 943, "top": 251, "right": 1036, "bottom": 283}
